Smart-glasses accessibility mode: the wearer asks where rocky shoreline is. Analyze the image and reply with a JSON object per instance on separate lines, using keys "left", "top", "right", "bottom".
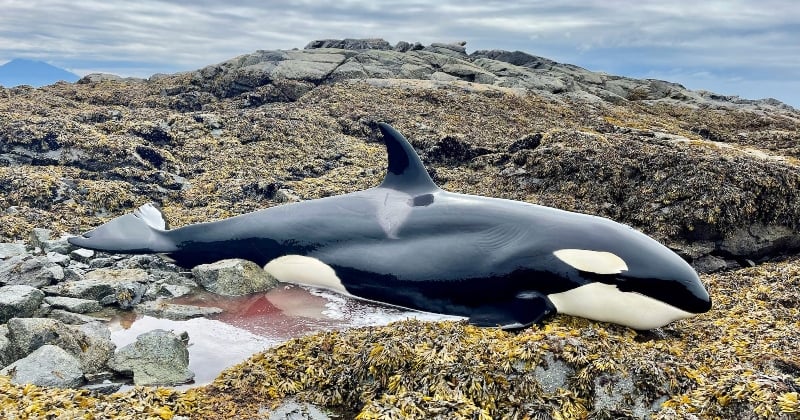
{"left": 0, "top": 227, "right": 275, "bottom": 392}
{"left": 1, "top": 38, "right": 799, "bottom": 418}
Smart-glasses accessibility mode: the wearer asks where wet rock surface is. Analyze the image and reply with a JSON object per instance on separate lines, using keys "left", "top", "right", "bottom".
{"left": 107, "top": 329, "right": 193, "bottom": 386}
{"left": 1, "top": 344, "right": 84, "bottom": 388}
{"left": 0, "top": 38, "right": 798, "bottom": 418}
{"left": 192, "top": 258, "right": 279, "bottom": 296}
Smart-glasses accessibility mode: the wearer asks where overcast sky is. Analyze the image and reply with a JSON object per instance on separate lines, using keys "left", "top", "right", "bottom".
{"left": 1, "top": 0, "right": 798, "bottom": 107}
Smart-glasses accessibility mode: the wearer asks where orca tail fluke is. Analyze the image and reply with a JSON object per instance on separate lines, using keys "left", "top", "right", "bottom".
{"left": 68, "top": 203, "right": 176, "bottom": 253}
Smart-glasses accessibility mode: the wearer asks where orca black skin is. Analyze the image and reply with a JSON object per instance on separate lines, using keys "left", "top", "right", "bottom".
{"left": 69, "top": 123, "right": 712, "bottom": 329}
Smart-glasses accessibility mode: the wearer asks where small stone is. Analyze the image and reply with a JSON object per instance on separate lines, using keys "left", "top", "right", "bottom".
{"left": 46, "top": 251, "right": 71, "bottom": 266}
{"left": 70, "top": 248, "right": 95, "bottom": 262}
{"left": 0, "top": 344, "right": 84, "bottom": 388}
{"left": 275, "top": 188, "right": 301, "bottom": 203}
{"left": 81, "top": 380, "right": 123, "bottom": 394}
{"left": 692, "top": 255, "right": 728, "bottom": 273}
{"left": 89, "top": 257, "right": 115, "bottom": 268}
{"left": 500, "top": 166, "right": 527, "bottom": 177}
{"left": 84, "top": 371, "right": 114, "bottom": 382}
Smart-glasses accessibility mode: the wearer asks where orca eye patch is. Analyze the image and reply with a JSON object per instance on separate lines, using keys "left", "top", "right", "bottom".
{"left": 553, "top": 249, "right": 629, "bottom": 275}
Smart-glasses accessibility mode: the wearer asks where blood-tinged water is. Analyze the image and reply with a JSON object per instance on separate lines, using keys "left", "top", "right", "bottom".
{"left": 108, "top": 284, "right": 462, "bottom": 387}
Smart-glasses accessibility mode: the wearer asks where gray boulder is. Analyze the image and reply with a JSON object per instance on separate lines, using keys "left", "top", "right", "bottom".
{"left": 47, "top": 268, "right": 149, "bottom": 307}
{"left": 107, "top": 329, "right": 194, "bottom": 386}
{"left": 0, "top": 344, "right": 84, "bottom": 388}
{"left": 5, "top": 317, "right": 114, "bottom": 373}
{"left": 44, "top": 296, "right": 103, "bottom": 313}
{"left": 75, "top": 321, "right": 116, "bottom": 373}
{"left": 0, "top": 242, "right": 26, "bottom": 259}
{"left": 30, "top": 229, "right": 73, "bottom": 254}
{"left": 192, "top": 258, "right": 278, "bottom": 296}
{"left": 0, "top": 285, "right": 44, "bottom": 323}
{"left": 0, "top": 255, "right": 64, "bottom": 287}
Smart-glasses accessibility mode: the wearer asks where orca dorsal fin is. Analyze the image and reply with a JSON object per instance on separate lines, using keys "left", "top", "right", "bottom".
{"left": 377, "top": 123, "right": 440, "bottom": 193}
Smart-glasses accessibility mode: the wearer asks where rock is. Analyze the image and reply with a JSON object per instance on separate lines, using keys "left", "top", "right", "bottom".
{"left": 5, "top": 317, "right": 114, "bottom": 373}
{"left": 44, "top": 296, "right": 103, "bottom": 313}
{"left": 135, "top": 300, "right": 223, "bottom": 320}
{"left": 0, "top": 255, "right": 64, "bottom": 287}
{"left": 0, "top": 324, "right": 10, "bottom": 367}
{"left": 0, "top": 285, "right": 44, "bottom": 323}
{"left": 532, "top": 353, "right": 573, "bottom": 394}
{"left": 508, "top": 133, "right": 543, "bottom": 153}
{"left": 75, "top": 321, "right": 116, "bottom": 374}
{"left": 275, "top": 188, "right": 302, "bottom": 203}
{"left": 191, "top": 258, "right": 278, "bottom": 296}
{"left": 39, "top": 238, "right": 73, "bottom": 254}
{"left": 29, "top": 228, "right": 52, "bottom": 250}
{"left": 6, "top": 317, "right": 82, "bottom": 363}
{"left": 77, "top": 73, "right": 129, "bottom": 84}
{"left": 304, "top": 38, "right": 392, "bottom": 50}
{"left": 107, "top": 329, "right": 194, "bottom": 386}
{"left": 720, "top": 224, "right": 800, "bottom": 259}
{"left": 0, "top": 243, "right": 26, "bottom": 259}
{"left": 70, "top": 248, "right": 95, "bottom": 262}
{"left": 692, "top": 255, "right": 729, "bottom": 273}
{"left": 46, "top": 251, "right": 70, "bottom": 266}
{"left": 259, "top": 399, "right": 332, "bottom": 420}
{"left": 88, "top": 257, "right": 115, "bottom": 268}
{"left": 81, "top": 380, "right": 123, "bottom": 394}
{"left": 47, "top": 309, "right": 110, "bottom": 325}
{"left": 50, "top": 268, "right": 149, "bottom": 306}
{"left": 0, "top": 344, "right": 84, "bottom": 388}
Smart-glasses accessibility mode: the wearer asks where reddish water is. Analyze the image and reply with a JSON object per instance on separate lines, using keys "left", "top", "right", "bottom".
{"left": 109, "top": 285, "right": 461, "bottom": 387}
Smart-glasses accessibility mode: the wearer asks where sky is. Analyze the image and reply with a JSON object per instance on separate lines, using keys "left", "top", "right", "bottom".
{"left": 1, "top": 0, "right": 798, "bottom": 108}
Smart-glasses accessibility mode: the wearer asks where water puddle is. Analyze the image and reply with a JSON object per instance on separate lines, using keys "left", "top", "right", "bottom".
{"left": 109, "top": 284, "right": 462, "bottom": 387}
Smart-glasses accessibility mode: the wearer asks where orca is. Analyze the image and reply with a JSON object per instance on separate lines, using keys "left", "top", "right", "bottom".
{"left": 69, "top": 123, "right": 712, "bottom": 329}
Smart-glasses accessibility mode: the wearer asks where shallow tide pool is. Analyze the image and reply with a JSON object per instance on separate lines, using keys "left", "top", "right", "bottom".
{"left": 108, "top": 284, "right": 462, "bottom": 387}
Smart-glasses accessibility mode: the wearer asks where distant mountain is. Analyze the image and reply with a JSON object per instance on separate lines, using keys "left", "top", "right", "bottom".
{"left": 0, "top": 58, "right": 80, "bottom": 87}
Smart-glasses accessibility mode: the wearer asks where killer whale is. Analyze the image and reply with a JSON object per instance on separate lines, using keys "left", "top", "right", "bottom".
{"left": 69, "top": 123, "right": 711, "bottom": 329}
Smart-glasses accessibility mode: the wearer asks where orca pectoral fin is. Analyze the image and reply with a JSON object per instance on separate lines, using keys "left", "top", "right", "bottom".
{"left": 468, "top": 292, "right": 556, "bottom": 330}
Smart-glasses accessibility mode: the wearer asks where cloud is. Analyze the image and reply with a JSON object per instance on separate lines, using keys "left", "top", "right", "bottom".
{"left": 0, "top": 0, "right": 797, "bottom": 106}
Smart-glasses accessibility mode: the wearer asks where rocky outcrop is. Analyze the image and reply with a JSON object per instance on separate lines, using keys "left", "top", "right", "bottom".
{"left": 107, "top": 329, "right": 194, "bottom": 386}
{"left": 191, "top": 258, "right": 278, "bottom": 296}
{"left": 184, "top": 38, "right": 792, "bottom": 112}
